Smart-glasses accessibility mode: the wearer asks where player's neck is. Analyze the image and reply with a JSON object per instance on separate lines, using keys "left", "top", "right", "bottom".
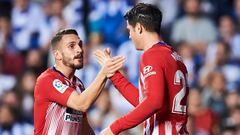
{"left": 142, "top": 33, "right": 162, "bottom": 51}
{"left": 55, "top": 64, "right": 75, "bottom": 81}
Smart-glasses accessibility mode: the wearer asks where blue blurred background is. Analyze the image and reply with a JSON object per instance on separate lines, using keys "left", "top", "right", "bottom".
{"left": 0, "top": 0, "right": 240, "bottom": 134}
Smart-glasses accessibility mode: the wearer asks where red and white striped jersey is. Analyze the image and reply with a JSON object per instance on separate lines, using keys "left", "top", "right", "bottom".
{"left": 34, "top": 67, "right": 92, "bottom": 135}
{"left": 110, "top": 42, "right": 189, "bottom": 135}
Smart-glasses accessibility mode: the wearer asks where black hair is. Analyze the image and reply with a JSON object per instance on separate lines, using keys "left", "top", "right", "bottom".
{"left": 124, "top": 3, "right": 162, "bottom": 34}
{"left": 51, "top": 29, "right": 78, "bottom": 49}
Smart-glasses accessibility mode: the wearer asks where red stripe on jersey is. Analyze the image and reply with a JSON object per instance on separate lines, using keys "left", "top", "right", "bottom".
{"left": 159, "top": 122, "right": 165, "bottom": 135}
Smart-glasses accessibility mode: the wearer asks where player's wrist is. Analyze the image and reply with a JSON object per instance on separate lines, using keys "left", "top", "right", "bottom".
{"left": 98, "top": 69, "right": 108, "bottom": 79}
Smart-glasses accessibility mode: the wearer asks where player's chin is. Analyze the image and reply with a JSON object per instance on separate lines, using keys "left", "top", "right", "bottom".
{"left": 74, "top": 62, "right": 83, "bottom": 69}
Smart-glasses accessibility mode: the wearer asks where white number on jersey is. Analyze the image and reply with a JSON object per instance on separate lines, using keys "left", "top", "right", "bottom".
{"left": 172, "top": 70, "right": 187, "bottom": 114}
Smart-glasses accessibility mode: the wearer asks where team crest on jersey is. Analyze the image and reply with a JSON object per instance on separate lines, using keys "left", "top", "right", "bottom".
{"left": 53, "top": 79, "right": 69, "bottom": 93}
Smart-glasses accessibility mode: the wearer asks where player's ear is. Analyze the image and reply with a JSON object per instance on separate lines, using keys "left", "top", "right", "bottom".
{"left": 136, "top": 23, "right": 142, "bottom": 34}
{"left": 53, "top": 50, "right": 62, "bottom": 60}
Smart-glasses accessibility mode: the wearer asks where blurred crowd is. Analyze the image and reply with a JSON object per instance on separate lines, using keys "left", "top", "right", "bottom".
{"left": 0, "top": 0, "right": 240, "bottom": 135}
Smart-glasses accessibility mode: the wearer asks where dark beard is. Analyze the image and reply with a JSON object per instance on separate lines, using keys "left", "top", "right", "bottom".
{"left": 62, "top": 54, "right": 83, "bottom": 69}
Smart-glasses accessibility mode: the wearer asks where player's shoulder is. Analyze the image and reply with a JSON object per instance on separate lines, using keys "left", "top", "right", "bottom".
{"left": 36, "top": 68, "right": 56, "bottom": 83}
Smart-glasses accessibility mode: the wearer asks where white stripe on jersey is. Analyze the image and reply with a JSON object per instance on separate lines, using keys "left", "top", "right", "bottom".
{"left": 139, "top": 73, "right": 145, "bottom": 102}
{"left": 61, "top": 122, "right": 70, "bottom": 135}
{"left": 152, "top": 114, "right": 159, "bottom": 135}
{"left": 145, "top": 118, "right": 151, "bottom": 135}
{"left": 48, "top": 104, "right": 65, "bottom": 134}
{"left": 165, "top": 121, "right": 172, "bottom": 135}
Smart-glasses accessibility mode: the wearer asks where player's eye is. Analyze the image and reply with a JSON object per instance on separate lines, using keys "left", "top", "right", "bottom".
{"left": 69, "top": 44, "right": 74, "bottom": 49}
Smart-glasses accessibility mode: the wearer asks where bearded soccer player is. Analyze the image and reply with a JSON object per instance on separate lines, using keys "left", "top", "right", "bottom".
{"left": 95, "top": 3, "right": 189, "bottom": 135}
{"left": 34, "top": 29, "right": 125, "bottom": 135}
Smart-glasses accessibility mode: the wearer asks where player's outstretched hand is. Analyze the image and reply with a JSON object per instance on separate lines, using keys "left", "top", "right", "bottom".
{"left": 100, "top": 55, "right": 125, "bottom": 78}
{"left": 100, "top": 127, "right": 114, "bottom": 135}
{"left": 94, "top": 48, "right": 111, "bottom": 66}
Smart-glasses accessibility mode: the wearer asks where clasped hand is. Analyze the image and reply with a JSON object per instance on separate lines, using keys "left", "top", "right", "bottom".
{"left": 94, "top": 48, "right": 125, "bottom": 78}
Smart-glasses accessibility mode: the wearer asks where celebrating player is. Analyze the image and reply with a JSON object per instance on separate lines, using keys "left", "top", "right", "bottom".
{"left": 34, "top": 29, "right": 125, "bottom": 135}
{"left": 95, "top": 3, "right": 189, "bottom": 135}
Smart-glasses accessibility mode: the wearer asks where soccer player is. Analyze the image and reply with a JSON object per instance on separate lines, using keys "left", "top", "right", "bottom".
{"left": 34, "top": 29, "right": 125, "bottom": 135}
{"left": 94, "top": 3, "right": 189, "bottom": 135}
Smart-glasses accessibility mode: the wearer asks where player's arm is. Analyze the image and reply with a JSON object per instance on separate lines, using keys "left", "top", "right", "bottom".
{"left": 110, "top": 71, "right": 139, "bottom": 107}
{"left": 67, "top": 56, "right": 125, "bottom": 112}
{"left": 108, "top": 53, "right": 165, "bottom": 134}
{"left": 94, "top": 49, "right": 139, "bottom": 107}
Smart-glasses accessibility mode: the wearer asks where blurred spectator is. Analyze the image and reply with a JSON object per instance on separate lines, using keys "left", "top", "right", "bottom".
{"left": 177, "top": 42, "right": 197, "bottom": 87}
{"left": 171, "top": 0, "right": 217, "bottom": 54}
{"left": 0, "top": 104, "right": 33, "bottom": 135}
{"left": 225, "top": 91, "right": 240, "bottom": 113}
{"left": 223, "top": 105, "right": 240, "bottom": 133}
{"left": 221, "top": 127, "right": 237, "bottom": 135}
{"left": 16, "top": 70, "right": 36, "bottom": 124}
{"left": 0, "top": 16, "right": 14, "bottom": 54}
{"left": 63, "top": 0, "right": 87, "bottom": 42}
{"left": 202, "top": 41, "right": 240, "bottom": 90}
{"left": 0, "top": 16, "right": 24, "bottom": 75}
{"left": 11, "top": 0, "right": 45, "bottom": 53}
{"left": 202, "top": 71, "right": 228, "bottom": 117}
{"left": 188, "top": 88, "right": 219, "bottom": 135}
{"left": 201, "top": 0, "right": 233, "bottom": 22}
{"left": 88, "top": 0, "right": 131, "bottom": 50}
{"left": 88, "top": 0, "right": 107, "bottom": 32}
{"left": 233, "top": 0, "right": 240, "bottom": 31}
{"left": 0, "top": 1, "right": 11, "bottom": 18}
{"left": 218, "top": 15, "right": 240, "bottom": 62}
{"left": 25, "top": 49, "right": 45, "bottom": 75}
{"left": 0, "top": 61, "right": 16, "bottom": 96}
{"left": 1, "top": 90, "right": 21, "bottom": 122}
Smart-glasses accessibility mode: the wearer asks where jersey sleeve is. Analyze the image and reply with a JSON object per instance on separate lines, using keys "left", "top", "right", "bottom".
{"left": 36, "top": 76, "right": 74, "bottom": 106}
{"left": 110, "top": 52, "right": 166, "bottom": 134}
{"left": 110, "top": 71, "right": 139, "bottom": 107}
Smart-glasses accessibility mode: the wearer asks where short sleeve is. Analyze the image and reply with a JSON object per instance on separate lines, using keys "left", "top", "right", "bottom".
{"left": 36, "top": 76, "right": 74, "bottom": 106}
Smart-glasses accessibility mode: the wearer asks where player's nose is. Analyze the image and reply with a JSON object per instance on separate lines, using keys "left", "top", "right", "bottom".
{"left": 76, "top": 45, "right": 83, "bottom": 54}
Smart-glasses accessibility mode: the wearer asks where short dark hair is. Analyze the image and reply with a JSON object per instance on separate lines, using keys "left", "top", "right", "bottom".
{"left": 51, "top": 29, "right": 78, "bottom": 49}
{"left": 124, "top": 3, "right": 162, "bottom": 34}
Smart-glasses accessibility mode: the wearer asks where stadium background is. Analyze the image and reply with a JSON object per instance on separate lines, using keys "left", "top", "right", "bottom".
{"left": 0, "top": 0, "right": 240, "bottom": 134}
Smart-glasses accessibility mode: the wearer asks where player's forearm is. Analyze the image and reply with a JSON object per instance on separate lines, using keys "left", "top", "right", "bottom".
{"left": 78, "top": 72, "right": 107, "bottom": 111}
{"left": 111, "top": 71, "right": 139, "bottom": 106}
{"left": 110, "top": 96, "right": 162, "bottom": 134}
